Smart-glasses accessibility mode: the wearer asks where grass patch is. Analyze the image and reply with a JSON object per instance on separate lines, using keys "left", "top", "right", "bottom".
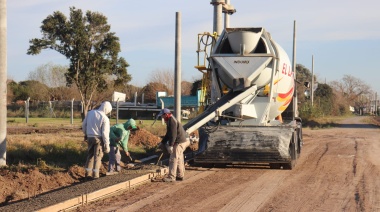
{"left": 302, "top": 116, "right": 342, "bottom": 129}
{"left": 6, "top": 117, "right": 167, "bottom": 170}
{"left": 6, "top": 134, "right": 87, "bottom": 169}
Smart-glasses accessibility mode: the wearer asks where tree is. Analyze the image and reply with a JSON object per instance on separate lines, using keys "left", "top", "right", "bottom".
{"left": 27, "top": 7, "right": 131, "bottom": 118}
{"left": 28, "top": 63, "right": 73, "bottom": 100}
{"left": 181, "top": 81, "right": 192, "bottom": 95}
{"left": 295, "top": 64, "right": 313, "bottom": 105}
{"left": 141, "top": 82, "right": 168, "bottom": 103}
{"left": 19, "top": 80, "right": 50, "bottom": 101}
{"left": 28, "top": 63, "right": 67, "bottom": 88}
{"left": 123, "top": 84, "right": 142, "bottom": 102}
{"left": 191, "top": 79, "right": 202, "bottom": 96}
{"left": 6, "top": 79, "right": 15, "bottom": 104}
{"left": 314, "top": 83, "right": 334, "bottom": 116}
{"left": 148, "top": 69, "right": 174, "bottom": 95}
{"left": 329, "top": 75, "right": 371, "bottom": 109}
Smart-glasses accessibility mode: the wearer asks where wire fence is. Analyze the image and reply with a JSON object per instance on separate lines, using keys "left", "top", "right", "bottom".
{"left": 7, "top": 100, "right": 83, "bottom": 119}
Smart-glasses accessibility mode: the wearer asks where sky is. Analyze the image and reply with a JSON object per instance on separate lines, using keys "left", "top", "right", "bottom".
{"left": 6, "top": 0, "right": 380, "bottom": 97}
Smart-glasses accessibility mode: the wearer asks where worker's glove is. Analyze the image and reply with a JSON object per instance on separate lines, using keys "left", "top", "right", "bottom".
{"left": 83, "top": 135, "right": 88, "bottom": 143}
{"left": 165, "top": 143, "right": 173, "bottom": 155}
{"left": 103, "top": 143, "right": 110, "bottom": 154}
{"left": 189, "top": 136, "right": 199, "bottom": 144}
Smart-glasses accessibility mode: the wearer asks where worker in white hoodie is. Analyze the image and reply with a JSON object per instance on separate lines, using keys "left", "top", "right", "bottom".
{"left": 82, "top": 101, "right": 112, "bottom": 179}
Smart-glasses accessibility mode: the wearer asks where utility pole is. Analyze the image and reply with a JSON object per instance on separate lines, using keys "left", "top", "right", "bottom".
{"left": 376, "top": 92, "right": 378, "bottom": 116}
{"left": 174, "top": 12, "right": 181, "bottom": 122}
{"left": 292, "top": 20, "right": 297, "bottom": 119}
{"left": 311, "top": 55, "right": 314, "bottom": 107}
{"left": 0, "top": 0, "right": 7, "bottom": 166}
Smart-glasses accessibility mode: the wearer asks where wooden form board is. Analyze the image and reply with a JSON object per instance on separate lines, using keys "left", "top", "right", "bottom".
{"left": 37, "top": 168, "right": 168, "bottom": 212}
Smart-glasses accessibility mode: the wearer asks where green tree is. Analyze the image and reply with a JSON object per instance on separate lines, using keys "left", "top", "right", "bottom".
{"left": 314, "top": 83, "right": 334, "bottom": 116}
{"left": 6, "top": 80, "right": 15, "bottom": 104}
{"left": 27, "top": 7, "right": 131, "bottom": 117}
{"left": 20, "top": 80, "right": 50, "bottom": 101}
{"left": 191, "top": 79, "right": 202, "bottom": 96}
{"left": 295, "top": 64, "right": 313, "bottom": 106}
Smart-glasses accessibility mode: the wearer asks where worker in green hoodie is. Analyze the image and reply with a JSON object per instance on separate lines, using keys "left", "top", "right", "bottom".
{"left": 107, "top": 118, "right": 138, "bottom": 175}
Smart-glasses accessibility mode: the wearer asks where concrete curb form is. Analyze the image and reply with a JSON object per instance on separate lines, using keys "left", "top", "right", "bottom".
{"left": 36, "top": 167, "right": 168, "bottom": 212}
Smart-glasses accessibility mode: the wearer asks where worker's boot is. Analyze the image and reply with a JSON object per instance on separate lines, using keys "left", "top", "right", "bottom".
{"left": 163, "top": 177, "right": 175, "bottom": 182}
{"left": 106, "top": 166, "right": 119, "bottom": 176}
{"left": 85, "top": 169, "right": 93, "bottom": 180}
{"left": 106, "top": 171, "right": 119, "bottom": 176}
{"left": 93, "top": 169, "right": 100, "bottom": 179}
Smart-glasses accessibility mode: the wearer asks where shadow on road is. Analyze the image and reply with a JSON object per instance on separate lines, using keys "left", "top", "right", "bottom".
{"left": 334, "top": 123, "right": 379, "bottom": 129}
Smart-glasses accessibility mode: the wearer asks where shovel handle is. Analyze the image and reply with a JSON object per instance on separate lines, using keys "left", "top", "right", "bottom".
{"left": 156, "top": 153, "right": 164, "bottom": 165}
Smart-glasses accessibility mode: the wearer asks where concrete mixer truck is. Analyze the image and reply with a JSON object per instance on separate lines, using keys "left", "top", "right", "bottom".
{"left": 183, "top": 27, "right": 303, "bottom": 169}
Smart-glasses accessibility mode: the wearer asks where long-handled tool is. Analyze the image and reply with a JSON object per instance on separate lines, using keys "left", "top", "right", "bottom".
{"left": 128, "top": 155, "right": 141, "bottom": 163}
{"left": 156, "top": 153, "right": 164, "bottom": 165}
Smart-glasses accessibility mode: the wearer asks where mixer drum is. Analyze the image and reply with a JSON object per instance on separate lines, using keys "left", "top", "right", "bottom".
{"left": 211, "top": 27, "right": 294, "bottom": 121}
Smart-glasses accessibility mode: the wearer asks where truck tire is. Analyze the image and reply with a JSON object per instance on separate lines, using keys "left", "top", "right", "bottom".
{"left": 285, "top": 132, "right": 298, "bottom": 170}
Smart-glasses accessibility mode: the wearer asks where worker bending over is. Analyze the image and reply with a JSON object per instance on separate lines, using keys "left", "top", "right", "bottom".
{"left": 107, "top": 118, "right": 138, "bottom": 175}
{"left": 157, "top": 108, "right": 190, "bottom": 182}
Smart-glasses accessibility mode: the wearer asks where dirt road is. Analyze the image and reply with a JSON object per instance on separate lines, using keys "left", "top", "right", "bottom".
{"left": 77, "top": 116, "right": 380, "bottom": 212}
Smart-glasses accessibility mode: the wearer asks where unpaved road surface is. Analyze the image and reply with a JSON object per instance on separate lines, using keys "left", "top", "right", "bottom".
{"left": 75, "top": 116, "right": 380, "bottom": 212}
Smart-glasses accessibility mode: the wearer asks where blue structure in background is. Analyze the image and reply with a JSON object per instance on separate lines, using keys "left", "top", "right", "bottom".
{"left": 112, "top": 91, "right": 201, "bottom": 120}
{"left": 156, "top": 90, "right": 201, "bottom": 110}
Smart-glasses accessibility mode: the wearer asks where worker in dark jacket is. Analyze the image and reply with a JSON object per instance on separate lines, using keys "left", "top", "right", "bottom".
{"left": 157, "top": 108, "right": 190, "bottom": 182}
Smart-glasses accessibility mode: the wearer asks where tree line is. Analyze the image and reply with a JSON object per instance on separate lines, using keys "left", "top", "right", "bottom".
{"left": 8, "top": 62, "right": 376, "bottom": 118}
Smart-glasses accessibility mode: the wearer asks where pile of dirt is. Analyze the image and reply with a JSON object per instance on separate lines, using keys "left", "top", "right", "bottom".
{"left": 0, "top": 166, "right": 161, "bottom": 211}
{"left": 129, "top": 128, "right": 161, "bottom": 148}
{"left": 0, "top": 166, "right": 78, "bottom": 205}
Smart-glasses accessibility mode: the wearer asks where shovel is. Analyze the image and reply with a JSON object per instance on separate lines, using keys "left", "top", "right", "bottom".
{"left": 128, "top": 155, "right": 141, "bottom": 163}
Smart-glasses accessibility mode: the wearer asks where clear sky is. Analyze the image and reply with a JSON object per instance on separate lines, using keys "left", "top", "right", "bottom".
{"left": 7, "top": 0, "right": 380, "bottom": 97}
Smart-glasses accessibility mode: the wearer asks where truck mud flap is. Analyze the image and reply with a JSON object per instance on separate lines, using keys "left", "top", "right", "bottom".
{"left": 195, "top": 126, "right": 294, "bottom": 165}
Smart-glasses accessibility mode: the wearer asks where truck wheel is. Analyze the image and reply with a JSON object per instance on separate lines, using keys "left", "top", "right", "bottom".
{"left": 296, "top": 128, "right": 302, "bottom": 158}
{"left": 282, "top": 161, "right": 295, "bottom": 170}
{"left": 287, "top": 133, "right": 298, "bottom": 169}
{"left": 289, "top": 135, "right": 298, "bottom": 160}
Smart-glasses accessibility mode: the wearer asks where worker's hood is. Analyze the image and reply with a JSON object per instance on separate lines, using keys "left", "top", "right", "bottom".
{"left": 98, "top": 101, "right": 112, "bottom": 115}
{"left": 124, "top": 119, "right": 137, "bottom": 130}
